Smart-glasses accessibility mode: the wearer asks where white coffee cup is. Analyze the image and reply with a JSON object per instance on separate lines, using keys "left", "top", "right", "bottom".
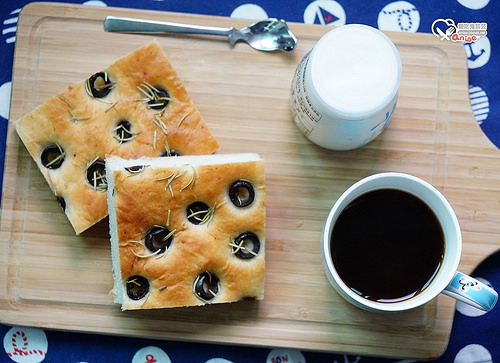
{"left": 321, "top": 172, "right": 498, "bottom": 312}
{"left": 290, "top": 24, "right": 402, "bottom": 150}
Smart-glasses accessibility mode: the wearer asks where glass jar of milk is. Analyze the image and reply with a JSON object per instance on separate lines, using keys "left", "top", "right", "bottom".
{"left": 290, "top": 24, "right": 402, "bottom": 150}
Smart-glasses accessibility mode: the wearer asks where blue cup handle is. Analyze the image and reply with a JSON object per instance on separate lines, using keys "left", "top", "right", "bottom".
{"left": 442, "top": 271, "right": 498, "bottom": 311}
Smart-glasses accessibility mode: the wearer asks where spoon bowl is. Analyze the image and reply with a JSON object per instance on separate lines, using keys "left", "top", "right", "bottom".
{"left": 104, "top": 16, "right": 297, "bottom": 53}
{"left": 228, "top": 19, "right": 297, "bottom": 52}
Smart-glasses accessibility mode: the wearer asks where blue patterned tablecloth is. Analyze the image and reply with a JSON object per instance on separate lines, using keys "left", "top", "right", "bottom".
{"left": 1, "top": 0, "right": 498, "bottom": 362}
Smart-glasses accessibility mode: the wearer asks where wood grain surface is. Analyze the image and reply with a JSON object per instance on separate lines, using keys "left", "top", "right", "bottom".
{"left": 1, "top": 2, "right": 499, "bottom": 360}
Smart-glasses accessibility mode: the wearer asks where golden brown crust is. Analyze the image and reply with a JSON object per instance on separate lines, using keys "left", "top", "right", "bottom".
{"left": 108, "top": 155, "right": 265, "bottom": 310}
{"left": 14, "top": 42, "right": 219, "bottom": 234}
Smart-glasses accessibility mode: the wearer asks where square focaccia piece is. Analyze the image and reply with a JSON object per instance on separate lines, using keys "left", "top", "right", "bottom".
{"left": 14, "top": 41, "right": 219, "bottom": 234}
{"left": 106, "top": 154, "right": 265, "bottom": 310}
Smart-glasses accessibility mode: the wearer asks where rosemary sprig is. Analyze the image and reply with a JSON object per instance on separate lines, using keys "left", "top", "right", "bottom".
{"left": 153, "top": 113, "right": 168, "bottom": 135}
{"left": 68, "top": 109, "right": 90, "bottom": 123}
{"left": 85, "top": 72, "right": 116, "bottom": 104}
{"left": 229, "top": 239, "right": 257, "bottom": 256}
{"left": 113, "top": 123, "right": 139, "bottom": 144}
{"left": 59, "top": 96, "right": 75, "bottom": 109}
{"left": 128, "top": 240, "right": 161, "bottom": 258}
{"left": 136, "top": 81, "right": 171, "bottom": 112}
{"left": 105, "top": 100, "right": 118, "bottom": 112}
{"left": 193, "top": 271, "right": 219, "bottom": 303}
{"left": 177, "top": 112, "right": 190, "bottom": 128}
{"left": 45, "top": 144, "right": 65, "bottom": 168}
{"left": 180, "top": 165, "right": 196, "bottom": 191}
{"left": 187, "top": 203, "right": 216, "bottom": 226}
{"left": 86, "top": 157, "right": 107, "bottom": 192}
{"left": 124, "top": 165, "right": 148, "bottom": 176}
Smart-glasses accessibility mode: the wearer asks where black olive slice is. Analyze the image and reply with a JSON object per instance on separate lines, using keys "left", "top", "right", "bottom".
{"left": 187, "top": 202, "right": 210, "bottom": 225}
{"left": 161, "top": 149, "right": 182, "bottom": 157}
{"left": 229, "top": 180, "right": 255, "bottom": 207}
{"left": 126, "top": 275, "right": 149, "bottom": 300}
{"left": 56, "top": 196, "right": 66, "bottom": 211}
{"left": 124, "top": 165, "right": 147, "bottom": 174}
{"left": 194, "top": 271, "right": 219, "bottom": 302}
{"left": 148, "top": 87, "right": 170, "bottom": 110}
{"left": 114, "top": 120, "right": 134, "bottom": 144}
{"left": 232, "top": 232, "right": 260, "bottom": 259}
{"left": 87, "top": 72, "right": 112, "bottom": 98}
{"left": 86, "top": 159, "right": 107, "bottom": 191}
{"left": 144, "top": 226, "right": 173, "bottom": 254}
{"left": 41, "top": 144, "right": 65, "bottom": 169}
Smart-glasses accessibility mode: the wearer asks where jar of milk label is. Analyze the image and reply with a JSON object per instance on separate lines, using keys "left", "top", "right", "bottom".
{"left": 290, "top": 24, "right": 402, "bottom": 150}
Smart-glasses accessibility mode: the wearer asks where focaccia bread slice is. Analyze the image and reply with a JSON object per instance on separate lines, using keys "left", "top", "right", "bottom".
{"left": 106, "top": 154, "right": 265, "bottom": 310}
{"left": 14, "top": 41, "right": 219, "bottom": 234}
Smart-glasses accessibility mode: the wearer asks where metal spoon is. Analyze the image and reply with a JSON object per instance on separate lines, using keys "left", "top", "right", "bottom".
{"left": 104, "top": 16, "right": 297, "bottom": 53}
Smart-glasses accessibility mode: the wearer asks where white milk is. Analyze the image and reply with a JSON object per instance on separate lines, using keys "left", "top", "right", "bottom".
{"left": 290, "top": 24, "right": 402, "bottom": 150}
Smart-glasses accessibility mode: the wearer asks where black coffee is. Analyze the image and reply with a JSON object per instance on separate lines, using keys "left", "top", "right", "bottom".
{"left": 330, "top": 189, "right": 445, "bottom": 303}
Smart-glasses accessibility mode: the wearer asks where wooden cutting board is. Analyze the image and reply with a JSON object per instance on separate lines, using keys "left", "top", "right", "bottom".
{"left": 1, "top": 2, "right": 500, "bottom": 360}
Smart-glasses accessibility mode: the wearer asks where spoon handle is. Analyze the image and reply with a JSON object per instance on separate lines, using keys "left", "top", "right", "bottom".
{"left": 104, "top": 16, "right": 231, "bottom": 37}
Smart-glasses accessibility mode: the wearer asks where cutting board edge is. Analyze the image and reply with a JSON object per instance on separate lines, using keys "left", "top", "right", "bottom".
{"left": 2, "top": 3, "right": 496, "bottom": 362}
